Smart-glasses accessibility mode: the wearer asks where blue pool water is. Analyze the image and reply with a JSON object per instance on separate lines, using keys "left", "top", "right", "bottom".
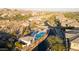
{"left": 34, "top": 32, "right": 46, "bottom": 41}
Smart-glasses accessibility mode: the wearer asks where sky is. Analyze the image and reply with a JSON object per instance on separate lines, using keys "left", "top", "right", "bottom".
{"left": 21, "top": 8, "right": 79, "bottom": 12}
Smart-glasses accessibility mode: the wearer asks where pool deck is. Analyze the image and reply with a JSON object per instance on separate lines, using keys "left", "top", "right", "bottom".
{"left": 20, "top": 32, "right": 48, "bottom": 51}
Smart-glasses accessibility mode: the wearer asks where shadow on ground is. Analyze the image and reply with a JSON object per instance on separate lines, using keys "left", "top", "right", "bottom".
{"left": 0, "top": 31, "right": 17, "bottom": 51}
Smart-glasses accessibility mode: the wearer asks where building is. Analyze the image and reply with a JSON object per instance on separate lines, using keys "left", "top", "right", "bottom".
{"left": 71, "top": 38, "right": 79, "bottom": 50}
{"left": 19, "top": 36, "right": 34, "bottom": 47}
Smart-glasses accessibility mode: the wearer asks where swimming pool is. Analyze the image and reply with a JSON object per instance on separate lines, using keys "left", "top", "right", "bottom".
{"left": 34, "top": 32, "right": 46, "bottom": 41}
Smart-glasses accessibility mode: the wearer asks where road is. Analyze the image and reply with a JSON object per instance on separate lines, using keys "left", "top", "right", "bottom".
{"left": 57, "top": 14, "right": 79, "bottom": 51}
{"left": 65, "top": 28, "right": 79, "bottom": 51}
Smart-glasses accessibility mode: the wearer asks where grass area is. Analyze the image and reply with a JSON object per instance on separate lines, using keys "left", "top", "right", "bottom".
{"left": 64, "top": 12, "right": 79, "bottom": 20}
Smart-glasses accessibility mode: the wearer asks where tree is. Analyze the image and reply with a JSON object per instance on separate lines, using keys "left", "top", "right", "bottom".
{"left": 47, "top": 36, "right": 65, "bottom": 51}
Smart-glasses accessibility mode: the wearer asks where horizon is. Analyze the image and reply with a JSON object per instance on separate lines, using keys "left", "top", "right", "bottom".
{"left": 0, "top": 8, "right": 79, "bottom": 12}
